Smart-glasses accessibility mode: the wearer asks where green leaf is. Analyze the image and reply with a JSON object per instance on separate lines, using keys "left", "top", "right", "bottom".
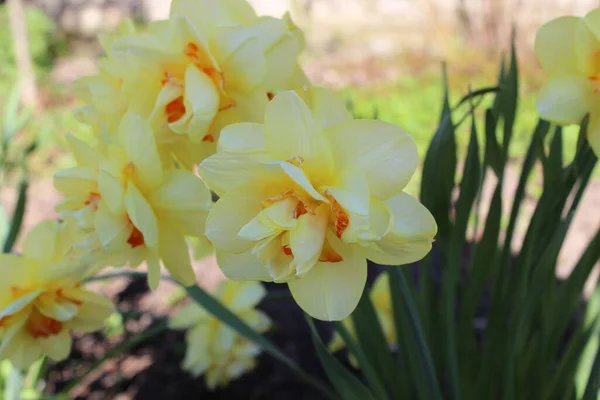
{"left": 500, "top": 119, "right": 550, "bottom": 271}
{"left": 452, "top": 86, "right": 502, "bottom": 110}
{"left": 581, "top": 343, "right": 600, "bottom": 400}
{"left": 186, "top": 285, "right": 336, "bottom": 400}
{"left": 500, "top": 37, "right": 519, "bottom": 153}
{"left": 389, "top": 268, "right": 442, "bottom": 400}
{"left": 460, "top": 182, "right": 502, "bottom": 394}
{"left": 442, "top": 104, "right": 481, "bottom": 399}
{"left": 306, "top": 316, "right": 373, "bottom": 400}
{"left": 544, "top": 126, "right": 563, "bottom": 195}
{"left": 484, "top": 109, "right": 503, "bottom": 177}
{"left": 3, "top": 143, "right": 36, "bottom": 254}
{"left": 351, "top": 289, "right": 400, "bottom": 399}
{"left": 332, "top": 322, "right": 390, "bottom": 400}
{"left": 420, "top": 64, "right": 457, "bottom": 243}
{"left": 3, "top": 177, "right": 27, "bottom": 253}
{"left": 550, "top": 282, "right": 600, "bottom": 400}
{"left": 549, "top": 228, "right": 600, "bottom": 352}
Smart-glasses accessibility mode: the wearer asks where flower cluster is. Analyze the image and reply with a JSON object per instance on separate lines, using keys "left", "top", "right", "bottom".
{"left": 0, "top": 220, "right": 113, "bottom": 368}
{"left": 0, "top": 0, "right": 437, "bottom": 380}
{"left": 169, "top": 279, "right": 271, "bottom": 388}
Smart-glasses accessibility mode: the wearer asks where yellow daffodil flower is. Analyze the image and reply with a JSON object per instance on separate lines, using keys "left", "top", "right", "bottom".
{"left": 76, "top": 0, "right": 307, "bottom": 169}
{"left": 535, "top": 9, "right": 600, "bottom": 154}
{"left": 54, "top": 113, "right": 213, "bottom": 288}
{"left": 0, "top": 220, "right": 113, "bottom": 369}
{"left": 169, "top": 280, "right": 271, "bottom": 389}
{"left": 329, "top": 273, "right": 395, "bottom": 364}
{"left": 199, "top": 87, "right": 437, "bottom": 321}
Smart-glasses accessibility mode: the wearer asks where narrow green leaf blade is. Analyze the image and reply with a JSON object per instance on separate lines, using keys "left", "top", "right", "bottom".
{"left": 420, "top": 64, "right": 457, "bottom": 242}
{"left": 351, "top": 289, "right": 400, "bottom": 399}
{"left": 332, "top": 322, "right": 390, "bottom": 400}
{"left": 306, "top": 317, "right": 374, "bottom": 400}
{"left": 3, "top": 177, "right": 28, "bottom": 253}
{"left": 389, "top": 268, "right": 442, "bottom": 400}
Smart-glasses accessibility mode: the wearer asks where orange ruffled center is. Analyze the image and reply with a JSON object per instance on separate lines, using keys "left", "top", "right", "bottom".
{"left": 261, "top": 157, "right": 351, "bottom": 264}
{"left": 162, "top": 42, "right": 236, "bottom": 142}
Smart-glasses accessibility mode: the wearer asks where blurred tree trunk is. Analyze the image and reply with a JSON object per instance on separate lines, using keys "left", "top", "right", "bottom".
{"left": 7, "top": 0, "right": 39, "bottom": 109}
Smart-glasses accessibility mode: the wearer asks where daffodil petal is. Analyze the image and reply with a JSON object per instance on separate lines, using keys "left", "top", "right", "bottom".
{"left": 575, "top": 18, "right": 600, "bottom": 75}
{"left": 288, "top": 238, "right": 367, "bottom": 321}
{"left": 0, "top": 310, "right": 30, "bottom": 361}
{"left": 183, "top": 324, "right": 211, "bottom": 374}
{"left": 66, "top": 134, "right": 103, "bottom": 167}
{"left": 38, "top": 330, "right": 71, "bottom": 361}
{"left": 217, "top": 122, "right": 265, "bottom": 153}
{"left": 119, "top": 112, "right": 164, "bottom": 191}
{"left": 0, "top": 291, "right": 41, "bottom": 319}
{"left": 37, "top": 296, "right": 78, "bottom": 321}
{"left": 535, "top": 16, "right": 580, "bottom": 74}
{"left": 213, "top": 28, "right": 266, "bottom": 92}
{"left": 22, "top": 220, "right": 59, "bottom": 262}
{"left": 216, "top": 250, "right": 273, "bottom": 281}
{"left": 199, "top": 150, "right": 273, "bottom": 196}
{"left": 94, "top": 202, "right": 132, "bottom": 253}
{"left": 8, "top": 333, "right": 41, "bottom": 370}
{"left": 125, "top": 182, "right": 159, "bottom": 250}
{"left": 0, "top": 255, "right": 35, "bottom": 297}
{"left": 584, "top": 8, "right": 600, "bottom": 41}
{"left": 362, "top": 192, "right": 436, "bottom": 265}
{"left": 536, "top": 75, "right": 594, "bottom": 125}
{"left": 66, "top": 288, "right": 114, "bottom": 325}
{"left": 205, "top": 187, "right": 265, "bottom": 254}
{"left": 230, "top": 90, "right": 269, "bottom": 122}
{"left": 323, "top": 167, "right": 370, "bottom": 216}
{"left": 225, "top": 281, "right": 266, "bottom": 311}
{"left": 53, "top": 167, "right": 97, "bottom": 197}
{"left": 326, "top": 120, "right": 418, "bottom": 200}
{"left": 182, "top": 65, "right": 220, "bottom": 142}
{"left": 98, "top": 168, "right": 126, "bottom": 215}
{"left": 159, "top": 223, "right": 195, "bottom": 287}
{"left": 296, "top": 86, "right": 351, "bottom": 129}
{"left": 262, "top": 30, "right": 300, "bottom": 90}
{"left": 170, "top": 0, "right": 257, "bottom": 34}
{"left": 290, "top": 204, "right": 329, "bottom": 275}
{"left": 285, "top": 65, "right": 310, "bottom": 90}
{"left": 147, "top": 253, "right": 162, "bottom": 290}
{"left": 150, "top": 170, "right": 212, "bottom": 212}
{"left": 239, "top": 197, "right": 297, "bottom": 241}
{"left": 264, "top": 160, "right": 328, "bottom": 202}
{"left": 167, "top": 138, "right": 216, "bottom": 169}
{"left": 169, "top": 303, "right": 208, "bottom": 329}
{"left": 264, "top": 91, "right": 333, "bottom": 175}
